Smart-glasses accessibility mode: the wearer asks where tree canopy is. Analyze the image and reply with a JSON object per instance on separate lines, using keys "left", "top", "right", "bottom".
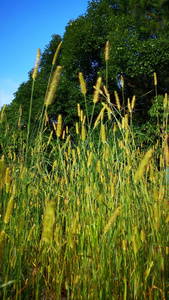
{"left": 2, "top": 0, "right": 169, "bottom": 133}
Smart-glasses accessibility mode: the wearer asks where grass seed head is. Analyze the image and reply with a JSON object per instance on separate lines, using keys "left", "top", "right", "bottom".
{"left": 45, "top": 110, "right": 49, "bottom": 125}
{"left": 114, "top": 91, "right": 121, "bottom": 110}
{"left": 77, "top": 103, "right": 81, "bottom": 117}
{"left": 79, "top": 72, "right": 87, "bottom": 95}
{"left": 81, "top": 124, "right": 86, "bottom": 142}
{"left": 132, "top": 235, "right": 138, "bottom": 254}
{"left": 140, "top": 229, "right": 146, "bottom": 243}
{"left": 127, "top": 98, "right": 132, "bottom": 113}
{"left": 131, "top": 95, "right": 136, "bottom": 110}
{"left": 103, "top": 144, "right": 110, "bottom": 161}
{"left": 103, "top": 85, "right": 110, "bottom": 103}
{"left": 154, "top": 72, "right": 157, "bottom": 86}
{"left": 104, "top": 206, "right": 122, "bottom": 235}
{"left": 5, "top": 167, "right": 11, "bottom": 193}
{"left": 0, "top": 155, "right": 6, "bottom": 192}
{"left": 121, "top": 75, "right": 124, "bottom": 88}
{"left": 52, "top": 41, "right": 62, "bottom": 65}
{"left": 80, "top": 110, "right": 83, "bottom": 122}
{"left": 101, "top": 124, "right": 107, "bottom": 143}
{"left": 32, "top": 48, "right": 41, "bottom": 80}
{"left": 0, "top": 105, "right": 6, "bottom": 123}
{"left": 93, "top": 77, "right": 102, "bottom": 103}
{"left": 27, "top": 224, "right": 35, "bottom": 241}
{"left": 56, "top": 115, "right": 62, "bottom": 137}
{"left": 105, "top": 41, "right": 110, "bottom": 61}
{"left": 122, "top": 239, "right": 127, "bottom": 251}
{"left": 94, "top": 107, "right": 105, "bottom": 128}
{"left": 4, "top": 187, "right": 15, "bottom": 224}
{"left": 134, "top": 148, "right": 154, "bottom": 182}
{"left": 75, "top": 122, "right": 79, "bottom": 135}
{"left": 45, "top": 66, "right": 62, "bottom": 107}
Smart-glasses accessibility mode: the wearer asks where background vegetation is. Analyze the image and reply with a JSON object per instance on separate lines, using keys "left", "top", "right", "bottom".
{"left": 1, "top": 0, "right": 169, "bottom": 140}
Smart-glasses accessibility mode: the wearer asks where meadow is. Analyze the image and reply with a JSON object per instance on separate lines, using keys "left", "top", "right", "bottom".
{"left": 0, "top": 42, "right": 169, "bottom": 299}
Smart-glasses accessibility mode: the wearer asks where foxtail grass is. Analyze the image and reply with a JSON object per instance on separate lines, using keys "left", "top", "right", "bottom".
{"left": 0, "top": 41, "right": 169, "bottom": 300}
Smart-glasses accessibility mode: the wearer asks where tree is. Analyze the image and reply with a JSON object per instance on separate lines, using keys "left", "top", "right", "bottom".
{"left": 85, "top": 0, "right": 169, "bottom": 123}
{"left": 3, "top": 0, "right": 169, "bottom": 134}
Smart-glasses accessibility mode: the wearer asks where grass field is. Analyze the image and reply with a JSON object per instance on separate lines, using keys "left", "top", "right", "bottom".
{"left": 0, "top": 43, "right": 169, "bottom": 299}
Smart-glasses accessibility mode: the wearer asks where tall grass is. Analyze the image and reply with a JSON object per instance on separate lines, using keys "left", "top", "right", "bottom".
{"left": 0, "top": 42, "right": 169, "bottom": 300}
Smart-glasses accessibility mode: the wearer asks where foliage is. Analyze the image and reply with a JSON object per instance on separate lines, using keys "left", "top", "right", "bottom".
{"left": 2, "top": 0, "right": 169, "bottom": 135}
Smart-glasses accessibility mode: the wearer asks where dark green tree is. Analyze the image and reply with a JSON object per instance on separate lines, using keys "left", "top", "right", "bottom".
{"left": 2, "top": 0, "right": 169, "bottom": 134}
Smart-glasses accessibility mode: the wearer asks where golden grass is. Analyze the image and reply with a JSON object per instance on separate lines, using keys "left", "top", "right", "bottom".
{"left": 79, "top": 72, "right": 87, "bottom": 95}
{"left": 44, "top": 65, "right": 62, "bottom": 107}
{"left": 52, "top": 41, "right": 62, "bottom": 66}
{"left": 93, "top": 77, "right": 102, "bottom": 103}
{"left": 105, "top": 41, "right": 110, "bottom": 61}
{"left": 134, "top": 148, "right": 154, "bottom": 182}
{"left": 32, "top": 48, "right": 41, "bottom": 80}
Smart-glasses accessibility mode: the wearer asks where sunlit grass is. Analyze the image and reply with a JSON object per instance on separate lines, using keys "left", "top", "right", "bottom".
{"left": 0, "top": 43, "right": 169, "bottom": 300}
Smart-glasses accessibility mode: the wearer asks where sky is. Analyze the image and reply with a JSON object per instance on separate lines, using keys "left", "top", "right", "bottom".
{"left": 0, "top": 0, "right": 90, "bottom": 110}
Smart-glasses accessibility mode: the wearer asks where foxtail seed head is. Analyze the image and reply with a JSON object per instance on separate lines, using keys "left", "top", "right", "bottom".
{"left": 134, "top": 148, "right": 154, "bottom": 182}
{"left": 0, "top": 105, "right": 6, "bottom": 123}
{"left": 4, "top": 194, "right": 14, "bottom": 224}
{"left": 103, "top": 85, "right": 110, "bottom": 103}
{"left": 105, "top": 41, "right": 110, "bottom": 61}
{"left": 0, "top": 155, "right": 6, "bottom": 192}
{"left": 5, "top": 167, "right": 11, "bottom": 193}
{"left": 122, "top": 240, "right": 127, "bottom": 251}
{"left": 32, "top": 48, "right": 41, "bottom": 80}
{"left": 154, "top": 72, "right": 157, "bottom": 86}
{"left": 81, "top": 124, "right": 86, "bottom": 141}
{"left": 56, "top": 115, "right": 62, "bottom": 137}
{"left": 127, "top": 98, "right": 132, "bottom": 113}
{"left": 122, "top": 115, "right": 129, "bottom": 130}
{"left": 94, "top": 107, "right": 105, "bottom": 129}
{"left": 121, "top": 75, "right": 124, "bottom": 88}
{"left": 45, "top": 110, "right": 49, "bottom": 125}
{"left": 52, "top": 41, "right": 62, "bottom": 65}
{"left": 75, "top": 122, "right": 79, "bottom": 135}
{"left": 140, "top": 229, "right": 146, "bottom": 243}
{"left": 77, "top": 104, "right": 81, "bottom": 117}
{"left": 45, "top": 66, "right": 62, "bottom": 107}
{"left": 131, "top": 95, "right": 136, "bottom": 110}
{"left": 102, "top": 102, "right": 111, "bottom": 119}
{"left": 132, "top": 235, "right": 138, "bottom": 254}
{"left": 4, "top": 183, "right": 16, "bottom": 224}
{"left": 101, "top": 124, "right": 107, "bottom": 143}
{"left": 114, "top": 91, "right": 120, "bottom": 110}
{"left": 27, "top": 224, "right": 35, "bottom": 241}
{"left": 104, "top": 206, "right": 122, "bottom": 234}
{"left": 93, "top": 77, "right": 102, "bottom": 103}
{"left": 79, "top": 72, "right": 87, "bottom": 95}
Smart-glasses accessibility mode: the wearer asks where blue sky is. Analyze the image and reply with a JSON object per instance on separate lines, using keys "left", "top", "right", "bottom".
{"left": 0, "top": 0, "right": 89, "bottom": 109}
